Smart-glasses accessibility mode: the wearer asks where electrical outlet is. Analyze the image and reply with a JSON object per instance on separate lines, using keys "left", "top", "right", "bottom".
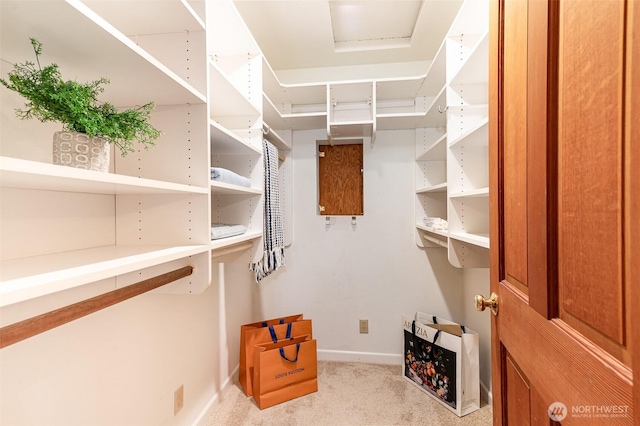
{"left": 174, "top": 385, "right": 184, "bottom": 415}
{"left": 359, "top": 319, "right": 368, "bottom": 334}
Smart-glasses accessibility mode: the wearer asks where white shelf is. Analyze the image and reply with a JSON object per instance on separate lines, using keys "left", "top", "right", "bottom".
{"left": 0, "top": 157, "right": 208, "bottom": 195}
{"left": 417, "top": 133, "right": 448, "bottom": 161}
{"left": 210, "top": 229, "right": 262, "bottom": 251}
{"left": 329, "top": 121, "right": 374, "bottom": 139}
{"left": 417, "top": 41, "right": 447, "bottom": 97}
{"left": 449, "top": 32, "right": 489, "bottom": 87}
{"left": 81, "top": 0, "right": 205, "bottom": 36}
{"left": 417, "top": 182, "right": 448, "bottom": 193}
{"left": 416, "top": 224, "right": 448, "bottom": 248}
{"left": 449, "top": 232, "right": 490, "bottom": 249}
{"left": 262, "top": 60, "right": 327, "bottom": 106}
{"left": 209, "top": 60, "right": 261, "bottom": 119}
{"left": 376, "top": 77, "right": 424, "bottom": 101}
{"left": 0, "top": 244, "right": 209, "bottom": 307}
{"left": 282, "top": 112, "right": 328, "bottom": 131}
{"left": 376, "top": 112, "right": 429, "bottom": 130}
{"left": 449, "top": 118, "right": 489, "bottom": 148}
{"left": 210, "top": 181, "right": 262, "bottom": 195}
{"left": 1, "top": 1, "right": 206, "bottom": 107}
{"left": 210, "top": 121, "right": 262, "bottom": 156}
{"left": 416, "top": 224, "right": 449, "bottom": 238}
{"left": 449, "top": 187, "right": 489, "bottom": 198}
{"left": 207, "top": 0, "right": 260, "bottom": 57}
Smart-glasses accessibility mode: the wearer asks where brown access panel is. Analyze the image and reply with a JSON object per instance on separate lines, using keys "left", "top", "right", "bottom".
{"left": 318, "top": 143, "right": 363, "bottom": 216}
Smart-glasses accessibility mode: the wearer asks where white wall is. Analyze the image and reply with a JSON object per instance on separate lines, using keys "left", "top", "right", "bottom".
{"left": 253, "top": 128, "right": 464, "bottom": 364}
{"left": 0, "top": 262, "right": 256, "bottom": 426}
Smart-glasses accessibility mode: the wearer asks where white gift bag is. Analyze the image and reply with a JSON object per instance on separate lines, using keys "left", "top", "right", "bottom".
{"left": 402, "top": 312, "right": 480, "bottom": 417}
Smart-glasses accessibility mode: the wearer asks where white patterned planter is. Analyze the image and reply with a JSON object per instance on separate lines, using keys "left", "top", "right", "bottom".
{"left": 53, "top": 131, "right": 110, "bottom": 172}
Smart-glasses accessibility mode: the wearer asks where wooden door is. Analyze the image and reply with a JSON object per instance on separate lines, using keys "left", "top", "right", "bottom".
{"left": 318, "top": 143, "right": 364, "bottom": 216}
{"left": 489, "top": 0, "right": 639, "bottom": 424}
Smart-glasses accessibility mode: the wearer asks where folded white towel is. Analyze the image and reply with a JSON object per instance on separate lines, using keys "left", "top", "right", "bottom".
{"left": 210, "top": 167, "right": 251, "bottom": 188}
{"left": 211, "top": 223, "right": 247, "bottom": 240}
{"left": 424, "top": 217, "right": 448, "bottom": 230}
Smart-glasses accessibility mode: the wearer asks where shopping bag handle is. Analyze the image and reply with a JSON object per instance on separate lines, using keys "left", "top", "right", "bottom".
{"left": 268, "top": 322, "right": 293, "bottom": 343}
{"left": 279, "top": 343, "right": 301, "bottom": 362}
{"left": 432, "top": 316, "right": 441, "bottom": 344}
{"left": 262, "top": 317, "right": 286, "bottom": 327}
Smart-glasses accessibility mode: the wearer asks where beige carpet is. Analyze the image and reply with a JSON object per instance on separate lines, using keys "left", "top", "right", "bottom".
{"left": 203, "top": 361, "right": 493, "bottom": 426}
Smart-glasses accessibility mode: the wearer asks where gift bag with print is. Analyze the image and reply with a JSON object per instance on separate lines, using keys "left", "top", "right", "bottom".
{"left": 402, "top": 313, "right": 480, "bottom": 417}
{"left": 239, "top": 314, "right": 313, "bottom": 396}
{"left": 252, "top": 334, "right": 318, "bottom": 409}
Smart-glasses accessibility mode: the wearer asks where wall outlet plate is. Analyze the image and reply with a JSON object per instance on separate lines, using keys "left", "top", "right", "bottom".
{"left": 359, "top": 319, "right": 368, "bottom": 334}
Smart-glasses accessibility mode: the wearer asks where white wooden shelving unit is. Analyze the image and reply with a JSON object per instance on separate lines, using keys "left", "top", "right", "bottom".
{"left": 445, "top": 0, "right": 490, "bottom": 267}
{"left": 0, "top": 0, "right": 266, "bottom": 308}
{"left": 328, "top": 81, "right": 376, "bottom": 142}
{"left": 207, "top": 0, "right": 265, "bottom": 263}
{"left": 414, "top": 0, "right": 490, "bottom": 267}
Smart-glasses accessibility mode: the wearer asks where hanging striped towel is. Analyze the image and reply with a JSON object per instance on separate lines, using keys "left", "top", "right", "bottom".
{"left": 250, "top": 139, "right": 285, "bottom": 282}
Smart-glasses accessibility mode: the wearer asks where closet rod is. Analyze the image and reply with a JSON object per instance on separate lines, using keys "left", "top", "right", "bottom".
{"left": 262, "top": 123, "right": 287, "bottom": 161}
{"left": 0, "top": 265, "right": 193, "bottom": 349}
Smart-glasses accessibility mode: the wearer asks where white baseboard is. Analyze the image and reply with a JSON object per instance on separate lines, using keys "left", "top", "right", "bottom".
{"left": 317, "top": 349, "right": 403, "bottom": 365}
{"left": 193, "top": 364, "right": 239, "bottom": 426}
{"left": 480, "top": 381, "right": 493, "bottom": 406}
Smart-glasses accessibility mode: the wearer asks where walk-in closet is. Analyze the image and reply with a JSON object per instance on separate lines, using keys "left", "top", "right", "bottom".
{"left": 0, "top": 0, "right": 493, "bottom": 423}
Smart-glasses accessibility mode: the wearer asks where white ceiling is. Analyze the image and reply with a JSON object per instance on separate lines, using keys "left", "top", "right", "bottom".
{"left": 232, "top": 0, "right": 463, "bottom": 73}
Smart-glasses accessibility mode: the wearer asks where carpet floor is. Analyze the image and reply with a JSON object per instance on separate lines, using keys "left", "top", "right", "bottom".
{"left": 203, "top": 361, "right": 493, "bottom": 426}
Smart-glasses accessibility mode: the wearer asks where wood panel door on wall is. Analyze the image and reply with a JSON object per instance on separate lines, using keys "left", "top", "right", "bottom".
{"left": 318, "top": 144, "right": 363, "bottom": 216}
{"left": 489, "top": 0, "right": 639, "bottom": 424}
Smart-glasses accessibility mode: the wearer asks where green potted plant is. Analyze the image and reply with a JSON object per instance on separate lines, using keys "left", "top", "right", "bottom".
{"left": 0, "top": 38, "right": 161, "bottom": 172}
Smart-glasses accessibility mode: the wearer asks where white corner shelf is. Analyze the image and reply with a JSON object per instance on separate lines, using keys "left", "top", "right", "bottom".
{"left": 376, "top": 112, "right": 429, "bottom": 130}
{"left": 417, "top": 133, "right": 448, "bottom": 161}
{"left": 207, "top": 0, "right": 260, "bottom": 57}
{"left": 210, "top": 181, "right": 262, "bottom": 195}
{"left": 448, "top": 32, "right": 489, "bottom": 88}
{"left": 417, "top": 41, "right": 447, "bottom": 97}
{"left": 210, "top": 121, "right": 262, "bottom": 156}
{"left": 416, "top": 224, "right": 448, "bottom": 248}
{"left": 0, "top": 157, "right": 208, "bottom": 195}
{"left": 0, "top": 244, "right": 210, "bottom": 308}
{"left": 448, "top": 118, "right": 489, "bottom": 148}
{"left": 416, "top": 223, "right": 449, "bottom": 238}
{"left": 209, "top": 60, "right": 261, "bottom": 119}
{"left": 417, "top": 182, "right": 448, "bottom": 194}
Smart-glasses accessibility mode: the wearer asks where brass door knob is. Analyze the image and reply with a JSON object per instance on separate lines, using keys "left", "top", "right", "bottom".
{"left": 475, "top": 293, "right": 499, "bottom": 315}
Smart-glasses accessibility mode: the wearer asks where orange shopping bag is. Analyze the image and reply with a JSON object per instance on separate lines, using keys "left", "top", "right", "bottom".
{"left": 252, "top": 335, "right": 318, "bottom": 409}
{"left": 239, "top": 314, "right": 313, "bottom": 396}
